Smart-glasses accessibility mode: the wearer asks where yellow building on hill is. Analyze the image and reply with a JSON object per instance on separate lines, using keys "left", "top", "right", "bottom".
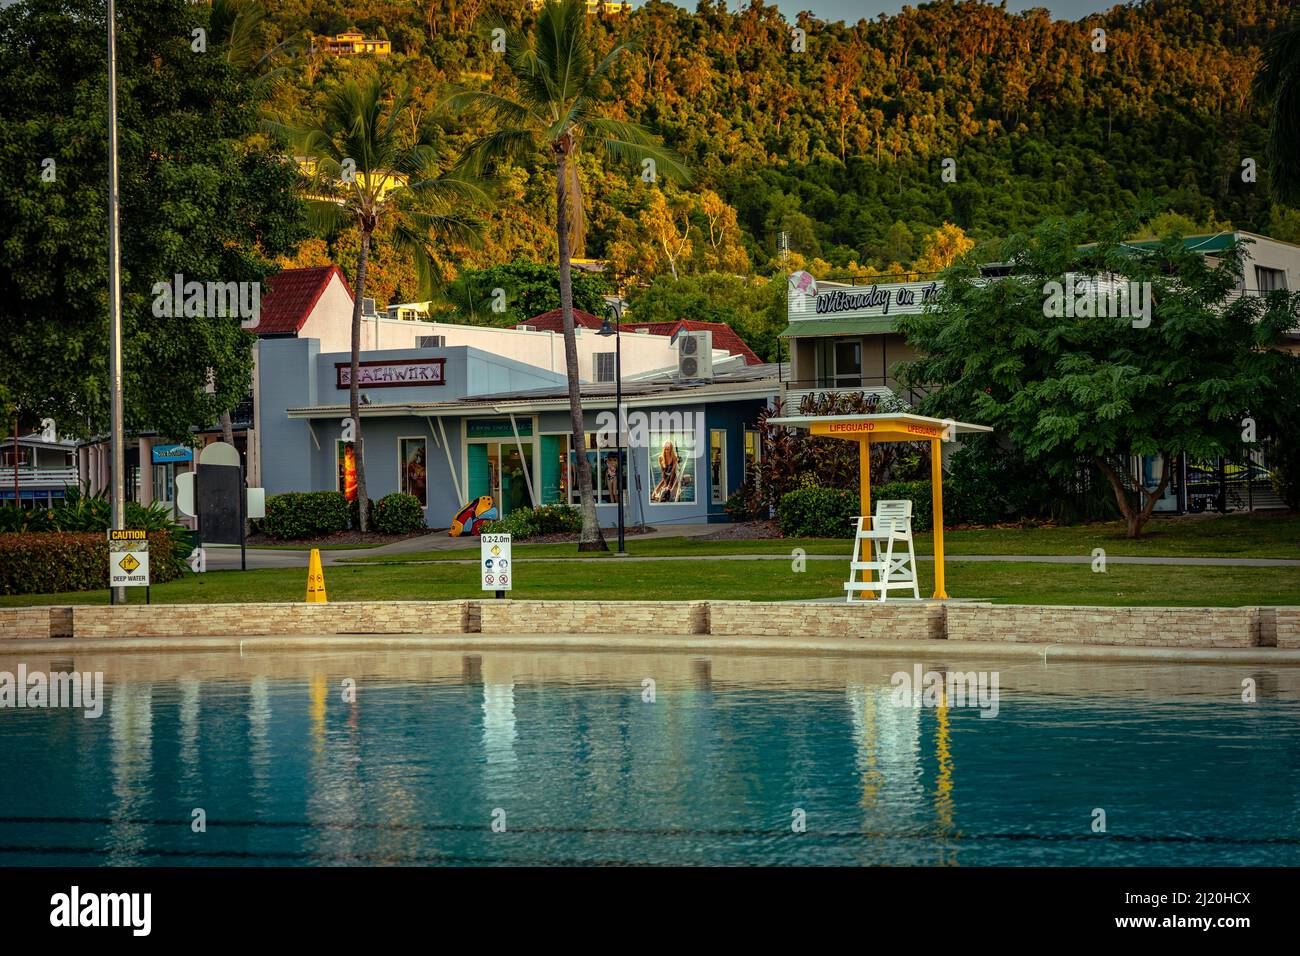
{"left": 311, "top": 30, "right": 391, "bottom": 56}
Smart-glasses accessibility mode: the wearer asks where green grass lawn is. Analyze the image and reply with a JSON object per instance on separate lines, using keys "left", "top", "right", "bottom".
{"left": 4, "top": 557, "right": 1298, "bottom": 608}
{"left": 350, "top": 512, "right": 1300, "bottom": 564}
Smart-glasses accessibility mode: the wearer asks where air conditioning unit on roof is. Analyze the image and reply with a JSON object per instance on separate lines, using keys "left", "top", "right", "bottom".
{"left": 676, "top": 331, "right": 713, "bottom": 380}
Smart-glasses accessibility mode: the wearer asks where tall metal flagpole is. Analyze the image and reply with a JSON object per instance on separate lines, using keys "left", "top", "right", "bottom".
{"left": 107, "top": 0, "right": 126, "bottom": 604}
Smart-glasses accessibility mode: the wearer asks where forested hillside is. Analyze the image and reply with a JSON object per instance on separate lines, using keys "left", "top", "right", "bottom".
{"left": 258, "top": 0, "right": 1296, "bottom": 290}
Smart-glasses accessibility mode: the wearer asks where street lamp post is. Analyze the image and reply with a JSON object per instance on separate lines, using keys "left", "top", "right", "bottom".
{"left": 597, "top": 303, "right": 626, "bottom": 555}
{"left": 107, "top": 0, "right": 126, "bottom": 604}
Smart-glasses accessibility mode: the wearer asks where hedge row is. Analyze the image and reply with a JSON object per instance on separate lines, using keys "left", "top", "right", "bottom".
{"left": 372, "top": 493, "right": 426, "bottom": 534}
{"left": 481, "top": 505, "right": 582, "bottom": 540}
{"left": 263, "top": 492, "right": 351, "bottom": 539}
{"left": 0, "top": 531, "right": 183, "bottom": 596}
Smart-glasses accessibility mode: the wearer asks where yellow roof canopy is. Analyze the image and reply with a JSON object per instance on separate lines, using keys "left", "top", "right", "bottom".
{"left": 767, "top": 412, "right": 993, "bottom": 443}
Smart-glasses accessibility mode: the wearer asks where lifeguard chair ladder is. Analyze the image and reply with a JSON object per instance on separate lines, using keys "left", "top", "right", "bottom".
{"left": 844, "top": 499, "right": 920, "bottom": 602}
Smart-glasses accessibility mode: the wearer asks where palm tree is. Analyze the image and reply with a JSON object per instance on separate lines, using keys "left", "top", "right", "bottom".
{"left": 446, "top": 0, "right": 689, "bottom": 551}
{"left": 291, "top": 77, "right": 485, "bottom": 531}
{"left": 1255, "top": 13, "right": 1300, "bottom": 204}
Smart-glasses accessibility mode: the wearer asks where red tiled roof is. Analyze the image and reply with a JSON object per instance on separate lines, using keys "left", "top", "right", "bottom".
{"left": 248, "top": 265, "right": 352, "bottom": 335}
{"left": 523, "top": 310, "right": 762, "bottom": 365}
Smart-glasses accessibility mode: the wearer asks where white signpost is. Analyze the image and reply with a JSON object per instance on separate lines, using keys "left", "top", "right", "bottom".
{"left": 480, "top": 533, "right": 512, "bottom": 596}
{"left": 108, "top": 529, "right": 150, "bottom": 596}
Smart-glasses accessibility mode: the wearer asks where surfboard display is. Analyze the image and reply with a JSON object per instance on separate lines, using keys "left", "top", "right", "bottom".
{"left": 449, "top": 495, "right": 498, "bottom": 536}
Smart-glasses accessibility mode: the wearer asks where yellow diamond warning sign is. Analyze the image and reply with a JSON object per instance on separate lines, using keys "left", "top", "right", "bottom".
{"left": 109, "top": 547, "right": 150, "bottom": 587}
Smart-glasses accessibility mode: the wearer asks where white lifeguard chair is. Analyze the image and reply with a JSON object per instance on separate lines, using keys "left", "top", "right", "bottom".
{"left": 844, "top": 499, "right": 920, "bottom": 602}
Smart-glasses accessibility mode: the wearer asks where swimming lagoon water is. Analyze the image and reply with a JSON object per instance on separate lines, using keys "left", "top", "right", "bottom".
{"left": 1, "top": 648, "right": 1296, "bottom": 866}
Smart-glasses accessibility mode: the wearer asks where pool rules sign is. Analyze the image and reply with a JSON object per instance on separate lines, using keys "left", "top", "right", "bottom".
{"left": 481, "top": 533, "right": 512, "bottom": 594}
{"left": 108, "top": 529, "right": 150, "bottom": 587}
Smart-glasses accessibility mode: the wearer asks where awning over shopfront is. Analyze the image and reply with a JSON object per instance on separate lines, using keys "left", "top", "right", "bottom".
{"left": 768, "top": 413, "right": 993, "bottom": 599}
{"left": 778, "top": 315, "right": 900, "bottom": 338}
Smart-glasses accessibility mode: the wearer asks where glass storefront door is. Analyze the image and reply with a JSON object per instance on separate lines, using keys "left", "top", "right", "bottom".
{"left": 467, "top": 441, "right": 535, "bottom": 517}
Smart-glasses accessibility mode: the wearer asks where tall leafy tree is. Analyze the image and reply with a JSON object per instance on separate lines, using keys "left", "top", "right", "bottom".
{"left": 0, "top": 0, "right": 306, "bottom": 441}
{"left": 447, "top": 0, "right": 688, "bottom": 550}
{"left": 1255, "top": 11, "right": 1300, "bottom": 203}
{"left": 897, "top": 218, "right": 1300, "bottom": 537}
{"left": 442, "top": 259, "right": 611, "bottom": 326}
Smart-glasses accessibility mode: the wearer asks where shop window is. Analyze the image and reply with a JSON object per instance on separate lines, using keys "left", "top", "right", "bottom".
{"left": 710, "top": 429, "right": 727, "bottom": 504}
{"left": 399, "top": 438, "right": 428, "bottom": 507}
{"left": 648, "top": 427, "right": 696, "bottom": 504}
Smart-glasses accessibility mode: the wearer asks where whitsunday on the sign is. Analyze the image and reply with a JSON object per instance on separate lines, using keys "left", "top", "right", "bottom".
{"left": 480, "top": 533, "right": 512, "bottom": 592}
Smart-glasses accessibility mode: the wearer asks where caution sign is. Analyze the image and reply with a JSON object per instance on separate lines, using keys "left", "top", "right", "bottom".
{"left": 108, "top": 529, "right": 150, "bottom": 587}
{"left": 481, "top": 533, "right": 512, "bottom": 592}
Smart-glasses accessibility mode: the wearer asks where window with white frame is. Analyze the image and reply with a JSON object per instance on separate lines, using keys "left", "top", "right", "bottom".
{"left": 594, "top": 352, "right": 617, "bottom": 383}
{"left": 1256, "top": 266, "right": 1287, "bottom": 293}
{"left": 710, "top": 429, "right": 727, "bottom": 504}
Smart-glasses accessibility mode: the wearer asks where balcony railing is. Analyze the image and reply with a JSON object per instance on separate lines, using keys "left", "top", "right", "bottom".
{"left": 0, "top": 466, "right": 80, "bottom": 486}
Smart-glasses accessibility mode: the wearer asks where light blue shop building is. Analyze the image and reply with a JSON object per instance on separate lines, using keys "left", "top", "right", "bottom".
{"left": 258, "top": 337, "right": 778, "bottom": 529}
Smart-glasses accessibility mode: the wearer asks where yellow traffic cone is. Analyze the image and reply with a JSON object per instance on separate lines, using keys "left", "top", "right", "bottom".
{"left": 305, "top": 548, "right": 328, "bottom": 603}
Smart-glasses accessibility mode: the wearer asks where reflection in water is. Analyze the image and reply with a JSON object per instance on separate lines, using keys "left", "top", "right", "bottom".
{"left": 178, "top": 678, "right": 201, "bottom": 799}
{"left": 248, "top": 676, "right": 272, "bottom": 810}
{"left": 481, "top": 681, "right": 518, "bottom": 795}
{"left": 1, "top": 650, "right": 1298, "bottom": 866}
{"left": 934, "top": 689, "right": 956, "bottom": 866}
{"left": 107, "top": 683, "right": 153, "bottom": 865}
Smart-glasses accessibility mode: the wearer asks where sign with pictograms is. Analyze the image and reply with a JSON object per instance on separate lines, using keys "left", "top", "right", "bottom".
{"left": 108, "top": 529, "right": 150, "bottom": 588}
{"left": 480, "top": 533, "right": 512, "bottom": 592}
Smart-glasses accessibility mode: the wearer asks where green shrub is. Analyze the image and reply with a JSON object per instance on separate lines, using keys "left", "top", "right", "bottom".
{"left": 372, "top": 493, "right": 426, "bottom": 534}
{"left": 0, "top": 530, "right": 182, "bottom": 596}
{"left": 481, "top": 504, "right": 582, "bottom": 540}
{"left": 724, "top": 486, "right": 755, "bottom": 522}
{"left": 776, "top": 486, "right": 858, "bottom": 538}
{"left": 873, "top": 480, "right": 933, "bottom": 531}
{"left": 349, "top": 496, "right": 377, "bottom": 531}
{"left": 263, "top": 491, "right": 350, "bottom": 540}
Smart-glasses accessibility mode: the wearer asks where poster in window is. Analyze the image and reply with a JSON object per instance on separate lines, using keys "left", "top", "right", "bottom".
{"left": 400, "top": 438, "right": 428, "bottom": 507}
{"left": 649, "top": 430, "right": 695, "bottom": 503}
{"left": 337, "top": 441, "right": 360, "bottom": 501}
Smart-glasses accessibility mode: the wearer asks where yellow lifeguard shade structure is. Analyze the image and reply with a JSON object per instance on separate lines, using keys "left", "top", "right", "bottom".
{"left": 767, "top": 412, "right": 993, "bottom": 599}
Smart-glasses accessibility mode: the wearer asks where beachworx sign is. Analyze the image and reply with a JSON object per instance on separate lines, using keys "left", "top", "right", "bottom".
{"left": 814, "top": 281, "right": 941, "bottom": 316}
{"left": 336, "top": 358, "right": 446, "bottom": 389}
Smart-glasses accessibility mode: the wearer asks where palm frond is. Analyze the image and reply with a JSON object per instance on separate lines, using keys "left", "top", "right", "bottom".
{"left": 586, "top": 117, "right": 692, "bottom": 184}
{"left": 302, "top": 198, "right": 349, "bottom": 235}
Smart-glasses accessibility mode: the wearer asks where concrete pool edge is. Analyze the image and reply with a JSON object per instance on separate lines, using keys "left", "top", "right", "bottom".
{"left": 4, "top": 633, "right": 1300, "bottom": 664}
{"left": 4, "top": 600, "right": 1299, "bottom": 650}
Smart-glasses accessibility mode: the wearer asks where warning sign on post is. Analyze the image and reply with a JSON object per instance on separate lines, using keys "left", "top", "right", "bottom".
{"left": 108, "top": 529, "right": 150, "bottom": 588}
{"left": 480, "top": 533, "right": 512, "bottom": 592}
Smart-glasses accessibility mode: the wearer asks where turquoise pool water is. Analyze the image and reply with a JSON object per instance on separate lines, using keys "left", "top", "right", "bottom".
{"left": 1, "top": 650, "right": 1296, "bottom": 866}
